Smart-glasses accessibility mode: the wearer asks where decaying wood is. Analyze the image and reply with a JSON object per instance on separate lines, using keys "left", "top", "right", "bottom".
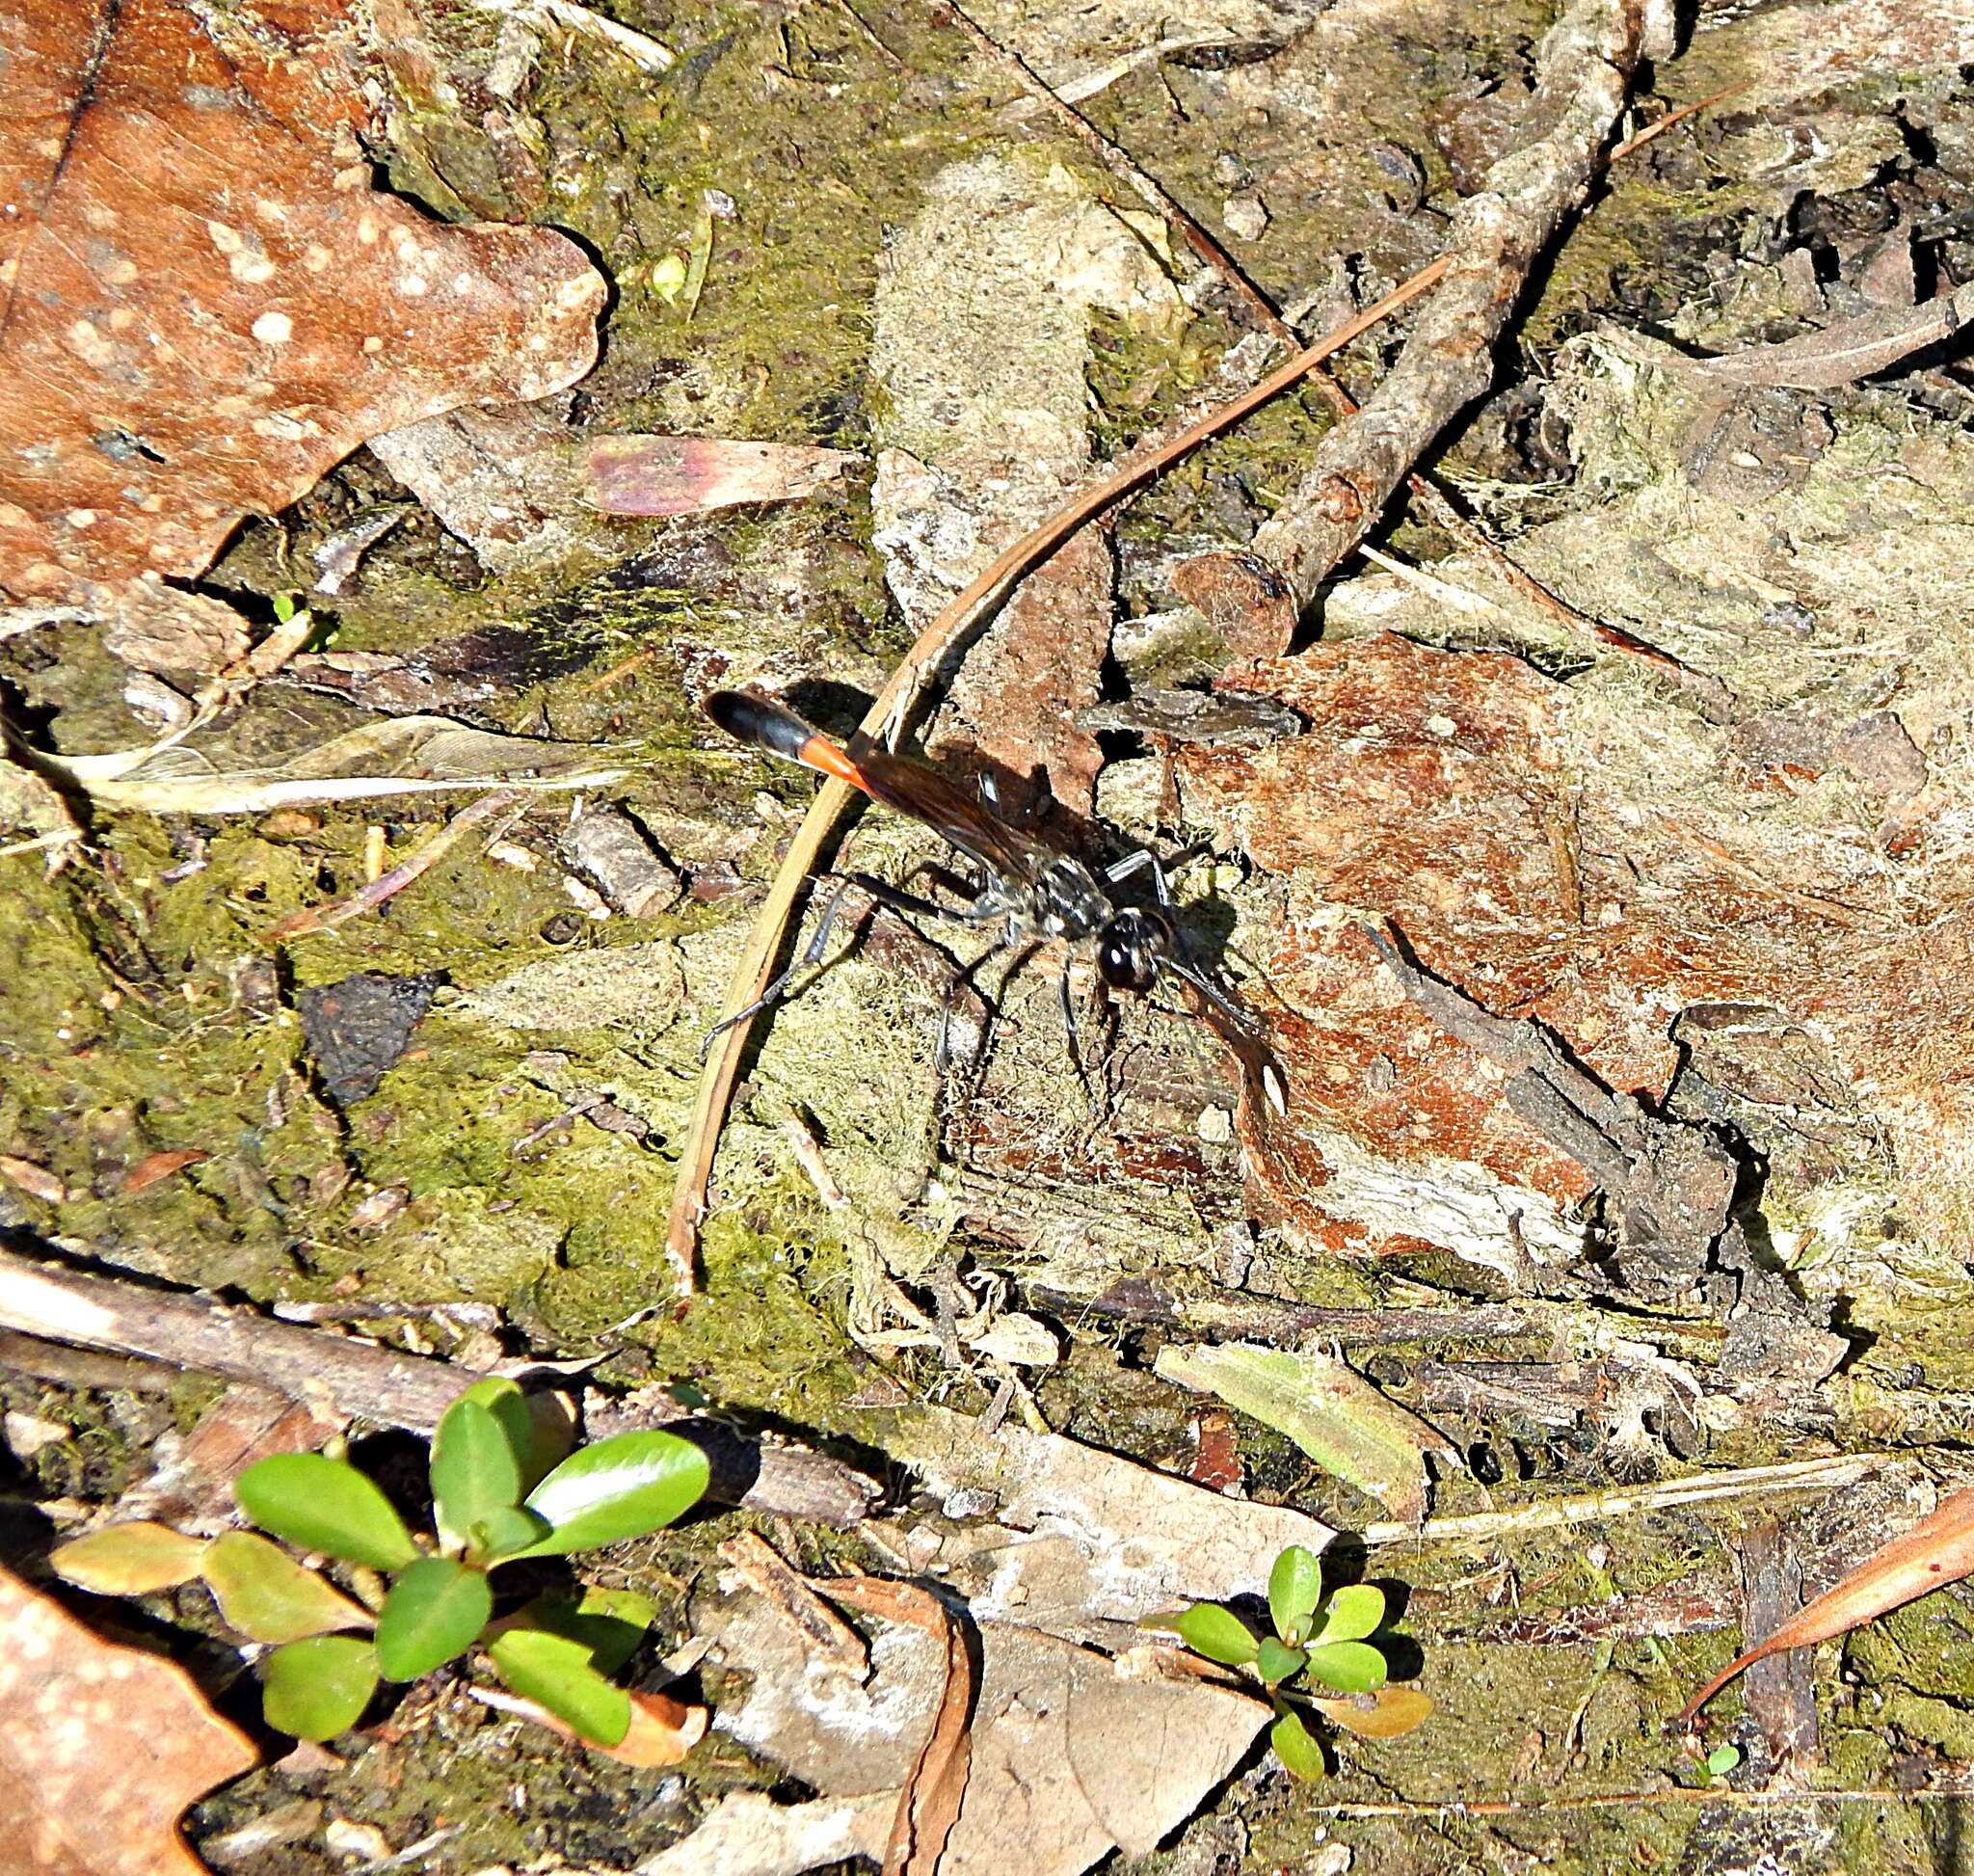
{"left": 1364, "top": 925, "right": 1736, "bottom": 1295}
{"left": 0, "top": 1328, "right": 183, "bottom": 1393}
{"left": 1020, "top": 1272, "right": 1546, "bottom": 1352}
{"left": 0, "top": 1243, "right": 466, "bottom": 1427}
{"left": 1734, "top": 1521, "right": 1820, "bottom": 1776}
{"left": 0, "top": 1245, "right": 877, "bottom": 1525}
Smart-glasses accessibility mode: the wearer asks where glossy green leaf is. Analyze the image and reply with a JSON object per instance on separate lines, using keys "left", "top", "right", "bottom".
{"left": 467, "top": 1506, "right": 552, "bottom": 1566}
{"left": 457, "top": 1379, "right": 574, "bottom": 1494}
{"left": 1707, "top": 1743, "right": 1742, "bottom": 1776}
{"left": 487, "top": 1625, "right": 631, "bottom": 1746}
{"left": 1315, "top": 1583, "right": 1385, "bottom": 1646}
{"left": 201, "top": 1532, "right": 374, "bottom": 1643}
{"left": 235, "top": 1454, "right": 417, "bottom": 1570}
{"left": 510, "top": 1431, "right": 709, "bottom": 1558}
{"left": 1256, "top": 1636, "right": 1306, "bottom": 1686}
{"left": 1269, "top": 1708, "right": 1328, "bottom": 1781}
{"left": 432, "top": 1397, "right": 522, "bottom": 1556}
{"left": 1299, "top": 1640, "right": 1388, "bottom": 1695}
{"left": 261, "top": 1636, "right": 381, "bottom": 1740}
{"left": 50, "top": 1522, "right": 209, "bottom": 1595}
{"left": 1267, "top": 1544, "right": 1324, "bottom": 1646}
{"left": 513, "top": 1587, "right": 656, "bottom": 1675}
{"left": 373, "top": 1557, "right": 494, "bottom": 1680}
{"left": 1144, "top": 1602, "right": 1260, "bottom": 1668}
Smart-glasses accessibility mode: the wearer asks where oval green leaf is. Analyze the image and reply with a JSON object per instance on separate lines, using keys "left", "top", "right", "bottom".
{"left": 458, "top": 1379, "right": 574, "bottom": 1493}
{"left": 432, "top": 1397, "right": 522, "bottom": 1555}
{"left": 1315, "top": 1583, "right": 1385, "bottom": 1646}
{"left": 1269, "top": 1708, "right": 1328, "bottom": 1781}
{"left": 261, "top": 1635, "right": 381, "bottom": 1740}
{"left": 202, "top": 1532, "right": 374, "bottom": 1644}
{"left": 236, "top": 1454, "right": 417, "bottom": 1570}
{"left": 511, "top": 1431, "right": 710, "bottom": 1558}
{"left": 488, "top": 1625, "right": 630, "bottom": 1746}
{"left": 467, "top": 1506, "right": 552, "bottom": 1566}
{"left": 374, "top": 1556, "right": 494, "bottom": 1681}
{"left": 1144, "top": 1602, "right": 1260, "bottom": 1668}
{"left": 1267, "top": 1544, "right": 1324, "bottom": 1647}
{"left": 50, "top": 1522, "right": 209, "bottom": 1595}
{"left": 1299, "top": 1640, "right": 1388, "bottom": 1695}
{"left": 1256, "top": 1636, "right": 1307, "bottom": 1686}
{"left": 511, "top": 1587, "right": 656, "bottom": 1675}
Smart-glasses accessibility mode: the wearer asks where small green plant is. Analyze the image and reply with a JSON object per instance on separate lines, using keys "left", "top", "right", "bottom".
{"left": 1147, "top": 1544, "right": 1432, "bottom": 1779}
{"left": 51, "top": 1380, "right": 709, "bottom": 1749}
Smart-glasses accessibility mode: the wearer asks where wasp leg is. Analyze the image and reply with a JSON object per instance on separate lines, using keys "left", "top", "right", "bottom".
{"left": 701, "top": 873, "right": 1002, "bottom": 1058}
{"left": 1104, "top": 845, "right": 1171, "bottom": 907}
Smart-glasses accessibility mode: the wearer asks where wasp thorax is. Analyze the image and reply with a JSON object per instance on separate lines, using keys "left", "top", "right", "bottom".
{"left": 1096, "top": 908, "right": 1171, "bottom": 993}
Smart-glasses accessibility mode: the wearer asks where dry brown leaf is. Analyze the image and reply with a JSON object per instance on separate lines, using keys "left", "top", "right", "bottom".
{"left": 121, "top": 1150, "right": 209, "bottom": 1195}
{"left": 887, "top": 1406, "right": 1334, "bottom": 1616}
{"left": 814, "top": 1577, "right": 974, "bottom": 1876}
{"left": 99, "top": 581, "right": 253, "bottom": 679}
{"left": 633, "top": 1790, "right": 894, "bottom": 1876}
{"left": 718, "top": 1532, "right": 869, "bottom": 1681}
{"left": 1676, "top": 281, "right": 1974, "bottom": 391}
{"left": 603, "top": 1690, "right": 711, "bottom": 1767}
{"left": 0, "top": 1560, "right": 258, "bottom": 1874}
{"left": 702, "top": 1580, "right": 1269, "bottom": 1876}
{"left": 586, "top": 437, "right": 858, "bottom": 516}
{"left": 1312, "top": 1685, "right": 1436, "bottom": 1739}
{"left": 1676, "top": 1487, "right": 1974, "bottom": 1728}
{"left": 0, "top": 0, "right": 602, "bottom": 616}
{"left": 50, "top": 715, "right": 626, "bottom": 819}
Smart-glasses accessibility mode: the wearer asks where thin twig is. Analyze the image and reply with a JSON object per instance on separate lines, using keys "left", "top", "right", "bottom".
{"left": 1359, "top": 1454, "right": 1886, "bottom": 1548}
{"left": 1608, "top": 82, "right": 1749, "bottom": 162}
{"left": 662, "top": 261, "right": 1453, "bottom": 1295}
{"left": 1171, "top": 0, "right": 1744, "bottom": 720}
{"left": 1314, "top": 1784, "right": 1971, "bottom": 1818}
{"left": 267, "top": 789, "right": 522, "bottom": 941}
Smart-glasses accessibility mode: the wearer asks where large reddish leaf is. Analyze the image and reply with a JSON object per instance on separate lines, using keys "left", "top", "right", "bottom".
{"left": 0, "top": 0, "right": 602, "bottom": 615}
{"left": 0, "top": 1561, "right": 258, "bottom": 1874}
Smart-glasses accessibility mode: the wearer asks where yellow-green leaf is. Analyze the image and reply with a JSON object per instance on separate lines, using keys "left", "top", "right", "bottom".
{"left": 1315, "top": 1583, "right": 1385, "bottom": 1645}
{"left": 509, "top": 1431, "right": 708, "bottom": 1558}
{"left": 50, "top": 1522, "right": 208, "bottom": 1595}
{"left": 1270, "top": 1708, "right": 1327, "bottom": 1780}
{"left": 432, "top": 1396, "right": 521, "bottom": 1555}
{"left": 202, "top": 1532, "right": 374, "bottom": 1644}
{"left": 487, "top": 1625, "right": 630, "bottom": 1746}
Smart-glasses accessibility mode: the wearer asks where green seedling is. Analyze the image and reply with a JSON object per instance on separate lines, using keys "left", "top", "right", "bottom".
{"left": 1146, "top": 1543, "right": 1432, "bottom": 1779}
{"left": 52, "top": 1380, "right": 709, "bottom": 1748}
